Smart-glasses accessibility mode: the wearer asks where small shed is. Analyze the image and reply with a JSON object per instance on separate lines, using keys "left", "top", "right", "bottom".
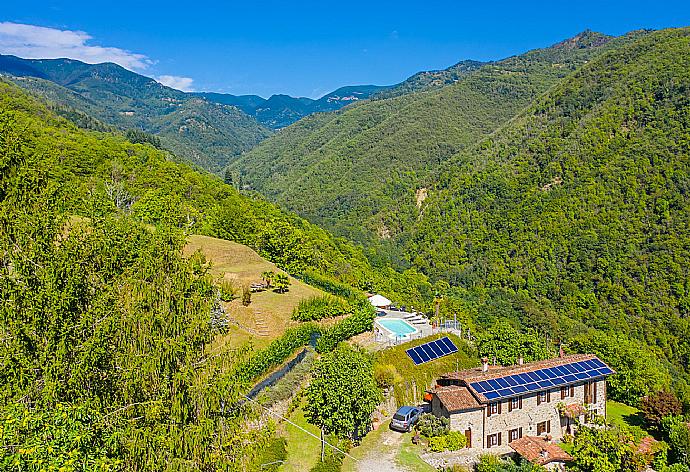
{"left": 368, "top": 294, "right": 392, "bottom": 309}
{"left": 509, "top": 436, "right": 572, "bottom": 471}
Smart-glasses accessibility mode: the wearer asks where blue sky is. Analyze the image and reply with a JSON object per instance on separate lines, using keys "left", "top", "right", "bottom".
{"left": 2, "top": 1, "right": 689, "bottom": 98}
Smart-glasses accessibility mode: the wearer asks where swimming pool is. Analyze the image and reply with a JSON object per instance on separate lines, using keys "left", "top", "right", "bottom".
{"left": 376, "top": 318, "right": 418, "bottom": 340}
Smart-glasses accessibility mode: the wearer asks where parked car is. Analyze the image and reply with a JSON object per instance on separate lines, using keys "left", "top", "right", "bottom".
{"left": 390, "top": 406, "right": 421, "bottom": 432}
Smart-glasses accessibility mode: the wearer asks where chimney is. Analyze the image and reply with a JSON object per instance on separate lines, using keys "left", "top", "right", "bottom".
{"left": 559, "top": 344, "right": 565, "bottom": 358}
{"left": 481, "top": 357, "right": 489, "bottom": 372}
{"left": 518, "top": 356, "right": 524, "bottom": 365}
{"left": 540, "top": 449, "right": 549, "bottom": 459}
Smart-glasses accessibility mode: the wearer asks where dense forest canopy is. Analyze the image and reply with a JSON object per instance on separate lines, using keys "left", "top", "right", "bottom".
{"left": 408, "top": 27, "right": 690, "bottom": 382}
{"left": 231, "top": 30, "right": 643, "bottom": 258}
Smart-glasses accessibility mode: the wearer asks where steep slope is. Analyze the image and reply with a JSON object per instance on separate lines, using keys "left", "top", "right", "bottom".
{"left": 232, "top": 31, "right": 638, "bottom": 254}
{"left": 0, "top": 55, "right": 272, "bottom": 172}
{"left": 0, "top": 78, "right": 431, "bottom": 305}
{"left": 372, "top": 59, "right": 485, "bottom": 99}
{"left": 195, "top": 84, "right": 391, "bottom": 129}
{"left": 407, "top": 28, "right": 690, "bottom": 367}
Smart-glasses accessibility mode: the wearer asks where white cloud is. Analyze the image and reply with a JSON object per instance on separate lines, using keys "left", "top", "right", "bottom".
{"left": 0, "top": 22, "right": 152, "bottom": 71}
{"left": 157, "top": 75, "right": 195, "bottom": 92}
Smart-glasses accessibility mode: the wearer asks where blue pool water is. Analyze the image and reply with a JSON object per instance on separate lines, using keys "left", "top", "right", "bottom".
{"left": 377, "top": 318, "right": 417, "bottom": 337}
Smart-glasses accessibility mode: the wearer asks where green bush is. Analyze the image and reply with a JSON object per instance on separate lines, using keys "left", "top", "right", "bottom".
{"left": 427, "top": 430, "right": 466, "bottom": 452}
{"left": 218, "top": 279, "right": 236, "bottom": 302}
{"left": 373, "top": 364, "right": 402, "bottom": 389}
{"left": 445, "top": 431, "right": 467, "bottom": 451}
{"left": 292, "top": 295, "right": 352, "bottom": 321}
{"left": 416, "top": 413, "right": 449, "bottom": 438}
{"left": 315, "top": 303, "right": 375, "bottom": 353}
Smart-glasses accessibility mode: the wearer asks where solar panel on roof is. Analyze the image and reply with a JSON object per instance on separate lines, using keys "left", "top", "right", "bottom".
{"left": 505, "top": 376, "right": 518, "bottom": 387}
{"left": 416, "top": 348, "right": 430, "bottom": 362}
{"left": 487, "top": 379, "right": 501, "bottom": 390}
{"left": 468, "top": 357, "right": 614, "bottom": 401}
{"left": 496, "top": 378, "right": 510, "bottom": 389}
{"left": 404, "top": 337, "right": 458, "bottom": 365}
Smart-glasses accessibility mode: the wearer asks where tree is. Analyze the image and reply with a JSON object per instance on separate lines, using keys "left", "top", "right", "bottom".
{"left": 273, "top": 273, "right": 290, "bottom": 294}
{"left": 662, "top": 416, "right": 690, "bottom": 466}
{"left": 478, "top": 322, "right": 551, "bottom": 365}
{"left": 570, "top": 332, "right": 670, "bottom": 404}
{"left": 304, "top": 344, "right": 382, "bottom": 441}
{"left": 261, "top": 270, "right": 275, "bottom": 288}
{"left": 569, "top": 425, "right": 651, "bottom": 472}
{"left": 641, "top": 391, "right": 683, "bottom": 432}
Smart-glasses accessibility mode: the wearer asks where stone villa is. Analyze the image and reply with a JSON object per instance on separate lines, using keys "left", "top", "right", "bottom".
{"left": 426, "top": 354, "right": 613, "bottom": 450}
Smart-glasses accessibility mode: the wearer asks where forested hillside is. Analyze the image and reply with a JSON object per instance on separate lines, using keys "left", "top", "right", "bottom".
{"left": 0, "top": 79, "right": 437, "bottom": 469}
{"left": 231, "top": 31, "right": 641, "bottom": 256}
{"left": 407, "top": 28, "right": 690, "bottom": 381}
{"left": 0, "top": 55, "right": 272, "bottom": 172}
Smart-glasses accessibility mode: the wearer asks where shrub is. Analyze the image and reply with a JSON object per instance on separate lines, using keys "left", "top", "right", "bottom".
{"left": 315, "top": 302, "right": 375, "bottom": 353}
{"left": 427, "top": 431, "right": 466, "bottom": 452}
{"left": 242, "top": 285, "right": 252, "bottom": 306}
{"left": 445, "top": 431, "right": 467, "bottom": 451}
{"left": 292, "top": 296, "right": 352, "bottom": 322}
{"left": 373, "top": 364, "right": 402, "bottom": 389}
{"left": 416, "top": 413, "right": 450, "bottom": 438}
{"left": 218, "top": 279, "right": 236, "bottom": 302}
{"left": 641, "top": 391, "right": 683, "bottom": 431}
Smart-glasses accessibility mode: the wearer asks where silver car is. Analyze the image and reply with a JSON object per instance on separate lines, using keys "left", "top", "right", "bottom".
{"left": 390, "top": 406, "right": 421, "bottom": 432}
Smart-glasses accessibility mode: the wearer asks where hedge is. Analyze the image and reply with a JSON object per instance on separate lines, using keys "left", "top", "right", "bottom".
{"left": 291, "top": 296, "right": 353, "bottom": 322}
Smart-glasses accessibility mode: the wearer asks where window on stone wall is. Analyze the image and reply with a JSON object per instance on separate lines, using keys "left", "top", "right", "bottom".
{"left": 509, "top": 428, "right": 523, "bottom": 442}
{"left": 487, "top": 402, "right": 500, "bottom": 417}
{"left": 508, "top": 396, "right": 522, "bottom": 411}
{"left": 487, "top": 432, "right": 501, "bottom": 448}
{"left": 537, "top": 420, "right": 551, "bottom": 435}
{"left": 560, "top": 385, "right": 575, "bottom": 399}
{"left": 537, "top": 391, "right": 547, "bottom": 405}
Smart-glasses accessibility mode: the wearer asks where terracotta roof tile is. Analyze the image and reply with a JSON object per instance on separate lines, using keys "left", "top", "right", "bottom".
{"left": 509, "top": 436, "right": 572, "bottom": 465}
{"left": 433, "top": 386, "right": 482, "bottom": 411}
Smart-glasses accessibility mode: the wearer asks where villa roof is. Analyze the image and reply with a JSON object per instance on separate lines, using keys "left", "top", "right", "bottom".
{"left": 432, "top": 386, "right": 481, "bottom": 412}
{"left": 440, "top": 354, "right": 599, "bottom": 383}
{"left": 509, "top": 436, "right": 572, "bottom": 465}
{"left": 438, "top": 354, "right": 613, "bottom": 404}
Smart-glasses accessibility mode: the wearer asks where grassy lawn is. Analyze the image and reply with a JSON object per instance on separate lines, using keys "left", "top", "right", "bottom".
{"left": 278, "top": 401, "right": 322, "bottom": 472}
{"left": 184, "top": 235, "right": 326, "bottom": 344}
{"left": 607, "top": 400, "right": 649, "bottom": 435}
{"left": 375, "top": 333, "right": 478, "bottom": 405}
{"left": 396, "top": 432, "right": 436, "bottom": 472}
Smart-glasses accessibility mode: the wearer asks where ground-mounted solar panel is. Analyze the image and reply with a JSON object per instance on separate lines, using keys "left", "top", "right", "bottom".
{"left": 405, "top": 337, "right": 458, "bottom": 365}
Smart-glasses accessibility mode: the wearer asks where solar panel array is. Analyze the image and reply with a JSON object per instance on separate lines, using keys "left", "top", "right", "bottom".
{"left": 469, "top": 358, "right": 614, "bottom": 401}
{"left": 406, "top": 337, "right": 458, "bottom": 365}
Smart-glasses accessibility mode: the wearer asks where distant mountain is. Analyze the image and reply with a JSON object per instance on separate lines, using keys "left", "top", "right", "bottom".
{"left": 194, "top": 84, "right": 391, "bottom": 129}
{"left": 372, "top": 59, "right": 485, "bottom": 99}
{"left": 231, "top": 30, "right": 637, "bottom": 255}
{"left": 0, "top": 55, "right": 272, "bottom": 173}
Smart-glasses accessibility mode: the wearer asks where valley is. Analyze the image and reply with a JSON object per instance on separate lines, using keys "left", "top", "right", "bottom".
{"left": 1, "top": 17, "right": 690, "bottom": 472}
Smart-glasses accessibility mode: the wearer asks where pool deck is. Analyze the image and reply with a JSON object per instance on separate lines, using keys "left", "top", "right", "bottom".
{"left": 374, "top": 309, "right": 432, "bottom": 345}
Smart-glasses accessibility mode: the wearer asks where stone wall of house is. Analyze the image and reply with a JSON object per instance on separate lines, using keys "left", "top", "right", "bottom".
{"left": 449, "top": 408, "right": 485, "bottom": 448}
{"left": 447, "top": 379, "right": 608, "bottom": 449}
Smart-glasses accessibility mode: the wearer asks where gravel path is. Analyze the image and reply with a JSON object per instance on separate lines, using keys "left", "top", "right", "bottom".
{"left": 355, "top": 428, "right": 407, "bottom": 472}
